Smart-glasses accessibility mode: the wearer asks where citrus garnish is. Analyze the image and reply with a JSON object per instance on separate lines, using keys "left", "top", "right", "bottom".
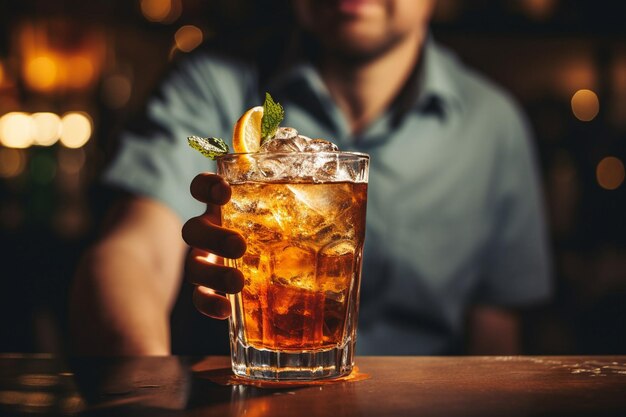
{"left": 232, "top": 106, "right": 264, "bottom": 153}
{"left": 188, "top": 93, "right": 284, "bottom": 159}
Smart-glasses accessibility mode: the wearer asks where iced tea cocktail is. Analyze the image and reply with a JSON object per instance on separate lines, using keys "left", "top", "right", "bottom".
{"left": 218, "top": 149, "right": 368, "bottom": 380}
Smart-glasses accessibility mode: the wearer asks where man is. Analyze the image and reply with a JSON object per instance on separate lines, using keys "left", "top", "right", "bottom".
{"left": 70, "top": 0, "right": 551, "bottom": 355}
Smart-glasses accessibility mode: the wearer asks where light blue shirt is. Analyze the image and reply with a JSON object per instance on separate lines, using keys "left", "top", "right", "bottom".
{"left": 103, "top": 38, "right": 552, "bottom": 355}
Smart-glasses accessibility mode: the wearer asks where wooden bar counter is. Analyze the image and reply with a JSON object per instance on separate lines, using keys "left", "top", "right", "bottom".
{"left": 1, "top": 355, "right": 625, "bottom": 416}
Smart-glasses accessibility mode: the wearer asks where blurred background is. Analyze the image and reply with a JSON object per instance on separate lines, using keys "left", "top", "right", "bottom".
{"left": 0, "top": 0, "right": 625, "bottom": 355}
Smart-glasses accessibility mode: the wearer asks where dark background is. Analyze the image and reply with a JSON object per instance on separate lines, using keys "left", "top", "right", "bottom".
{"left": 1, "top": 0, "right": 625, "bottom": 355}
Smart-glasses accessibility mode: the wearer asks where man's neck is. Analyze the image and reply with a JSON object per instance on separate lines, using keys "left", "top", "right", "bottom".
{"left": 318, "top": 31, "right": 426, "bottom": 135}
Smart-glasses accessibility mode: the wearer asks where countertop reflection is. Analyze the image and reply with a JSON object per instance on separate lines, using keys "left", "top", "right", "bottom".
{"left": 1, "top": 355, "right": 626, "bottom": 416}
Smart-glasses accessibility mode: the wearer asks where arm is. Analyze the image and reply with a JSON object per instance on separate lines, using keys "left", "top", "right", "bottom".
{"left": 69, "top": 174, "right": 247, "bottom": 355}
{"left": 467, "top": 305, "right": 520, "bottom": 355}
{"left": 469, "top": 101, "right": 551, "bottom": 355}
{"left": 69, "top": 197, "right": 187, "bottom": 355}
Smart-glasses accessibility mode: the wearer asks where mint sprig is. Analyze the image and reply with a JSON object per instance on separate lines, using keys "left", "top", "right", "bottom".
{"left": 187, "top": 136, "right": 229, "bottom": 160}
{"left": 261, "top": 92, "right": 284, "bottom": 143}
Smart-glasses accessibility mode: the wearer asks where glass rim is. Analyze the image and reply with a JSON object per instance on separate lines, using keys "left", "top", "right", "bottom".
{"left": 216, "top": 151, "right": 370, "bottom": 161}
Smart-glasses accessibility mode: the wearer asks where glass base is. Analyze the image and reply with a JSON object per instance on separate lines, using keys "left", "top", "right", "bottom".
{"left": 230, "top": 338, "right": 355, "bottom": 381}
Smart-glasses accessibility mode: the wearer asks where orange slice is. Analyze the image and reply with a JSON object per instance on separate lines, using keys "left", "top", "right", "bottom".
{"left": 232, "top": 106, "right": 263, "bottom": 153}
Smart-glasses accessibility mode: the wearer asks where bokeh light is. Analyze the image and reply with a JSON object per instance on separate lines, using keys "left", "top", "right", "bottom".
{"left": 559, "top": 59, "right": 597, "bottom": 97}
{"left": 31, "top": 112, "right": 61, "bottom": 146}
{"left": 25, "top": 56, "right": 58, "bottom": 92}
{"left": 102, "top": 74, "right": 132, "bottom": 109}
{"left": 521, "top": 0, "right": 559, "bottom": 20}
{"left": 140, "top": 0, "right": 182, "bottom": 23}
{"left": 0, "top": 62, "right": 4, "bottom": 86}
{"left": 596, "top": 156, "right": 625, "bottom": 190}
{"left": 0, "top": 111, "right": 93, "bottom": 148}
{"left": 571, "top": 89, "right": 599, "bottom": 121}
{"left": 0, "top": 148, "right": 26, "bottom": 178}
{"left": 140, "top": 0, "right": 171, "bottom": 22}
{"left": 18, "top": 22, "right": 106, "bottom": 93}
{"left": 66, "top": 56, "right": 95, "bottom": 89}
{"left": 0, "top": 112, "right": 34, "bottom": 148}
{"left": 175, "top": 25, "right": 203, "bottom": 52}
{"left": 60, "top": 112, "right": 92, "bottom": 148}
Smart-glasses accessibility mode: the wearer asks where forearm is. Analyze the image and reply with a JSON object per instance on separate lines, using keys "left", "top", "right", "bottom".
{"left": 69, "top": 242, "right": 179, "bottom": 355}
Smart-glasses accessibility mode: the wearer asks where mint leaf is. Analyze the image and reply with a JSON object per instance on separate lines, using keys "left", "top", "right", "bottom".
{"left": 187, "top": 136, "right": 229, "bottom": 160}
{"left": 261, "top": 92, "right": 284, "bottom": 142}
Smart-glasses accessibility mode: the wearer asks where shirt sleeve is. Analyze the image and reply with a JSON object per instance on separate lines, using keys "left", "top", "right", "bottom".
{"left": 102, "top": 50, "right": 256, "bottom": 222}
{"left": 477, "top": 104, "right": 553, "bottom": 307}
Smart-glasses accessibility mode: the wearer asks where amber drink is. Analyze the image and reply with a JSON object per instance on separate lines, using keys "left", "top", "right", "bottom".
{"left": 218, "top": 150, "right": 369, "bottom": 380}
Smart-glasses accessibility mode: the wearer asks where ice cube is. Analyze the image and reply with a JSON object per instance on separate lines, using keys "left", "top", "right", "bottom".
{"left": 273, "top": 127, "right": 298, "bottom": 140}
{"left": 259, "top": 136, "right": 309, "bottom": 153}
{"left": 272, "top": 244, "right": 317, "bottom": 290}
{"left": 255, "top": 153, "right": 287, "bottom": 178}
{"left": 259, "top": 134, "right": 338, "bottom": 154}
{"left": 249, "top": 221, "right": 283, "bottom": 242}
{"left": 286, "top": 184, "right": 327, "bottom": 215}
{"left": 302, "top": 138, "right": 339, "bottom": 152}
{"left": 317, "top": 240, "right": 355, "bottom": 295}
{"left": 334, "top": 163, "right": 358, "bottom": 182}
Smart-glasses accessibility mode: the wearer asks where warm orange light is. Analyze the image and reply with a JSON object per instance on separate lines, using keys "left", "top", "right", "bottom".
{"left": 60, "top": 112, "right": 92, "bottom": 148}
{"left": 140, "top": 0, "right": 181, "bottom": 23}
{"left": 66, "top": 56, "right": 95, "bottom": 89}
{"left": 596, "top": 156, "right": 625, "bottom": 190}
{"left": 175, "top": 25, "right": 203, "bottom": 52}
{"left": 0, "top": 113, "right": 34, "bottom": 148}
{"left": 19, "top": 391, "right": 55, "bottom": 407}
{"left": 31, "top": 112, "right": 61, "bottom": 146}
{"left": 571, "top": 89, "right": 599, "bottom": 121}
{"left": 0, "top": 148, "right": 26, "bottom": 178}
{"left": 18, "top": 374, "right": 59, "bottom": 387}
{"left": 25, "top": 56, "right": 58, "bottom": 91}
{"left": 18, "top": 21, "right": 106, "bottom": 93}
{"left": 60, "top": 395, "right": 85, "bottom": 415}
{"left": 521, "top": 0, "right": 558, "bottom": 20}
{"left": 0, "top": 62, "right": 4, "bottom": 86}
{"left": 141, "top": 0, "right": 171, "bottom": 22}
{"left": 0, "top": 390, "right": 24, "bottom": 406}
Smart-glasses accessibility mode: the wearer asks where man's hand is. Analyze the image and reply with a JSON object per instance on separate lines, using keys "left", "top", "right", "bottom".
{"left": 182, "top": 173, "right": 246, "bottom": 319}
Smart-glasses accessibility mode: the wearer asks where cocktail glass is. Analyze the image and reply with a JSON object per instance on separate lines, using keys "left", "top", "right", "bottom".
{"left": 217, "top": 151, "right": 369, "bottom": 380}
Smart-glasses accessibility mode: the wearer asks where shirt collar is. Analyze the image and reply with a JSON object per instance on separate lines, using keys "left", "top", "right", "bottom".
{"left": 414, "top": 36, "right": 465, "bottom": 114}
{"left": 266, "top": 34, "right": 465, "bottom": 122}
